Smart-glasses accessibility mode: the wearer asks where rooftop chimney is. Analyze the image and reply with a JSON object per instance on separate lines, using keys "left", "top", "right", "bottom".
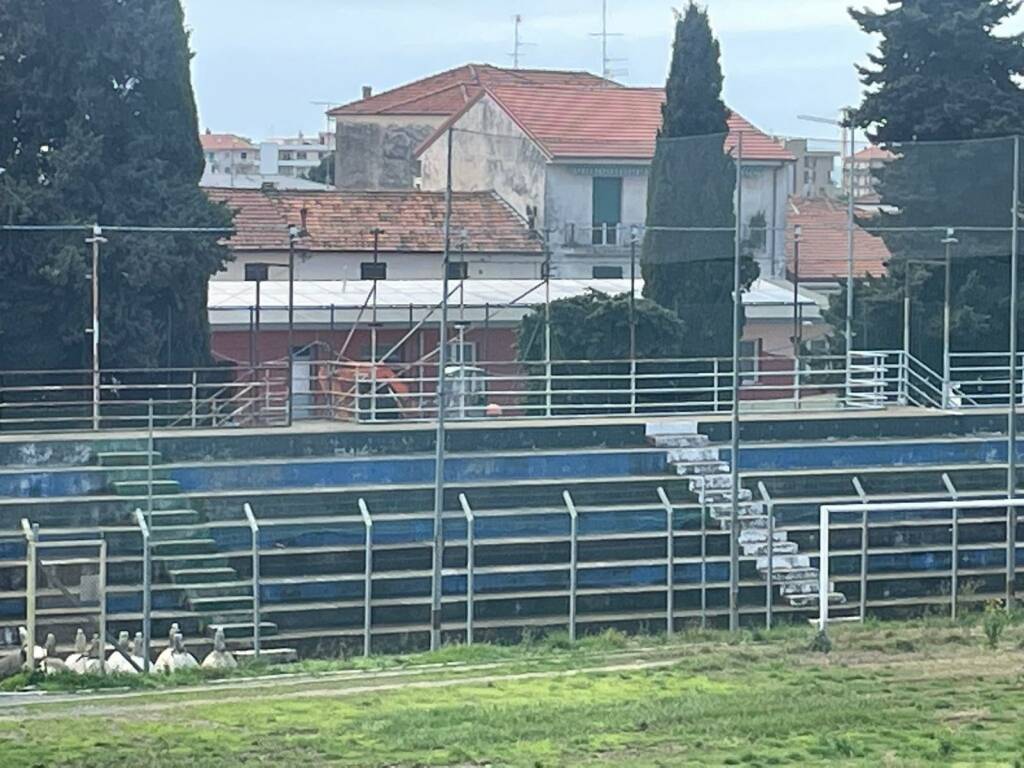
{"left": 362, "top": 85, "right": 373, "bottom": 100}
{"left": 260, "top": 181, "right": 276, "bottom": 192}
{"left": 300, "top": 207, "right": 309, "bottom": 233}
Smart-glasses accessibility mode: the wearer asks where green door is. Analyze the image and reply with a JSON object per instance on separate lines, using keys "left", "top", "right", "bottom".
{"left": 592, "top": 177, "right": 623, "bottom": 244}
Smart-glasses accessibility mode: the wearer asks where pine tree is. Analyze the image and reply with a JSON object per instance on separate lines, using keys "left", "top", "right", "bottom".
{"left": 641, "top": 3, "right": 758, "bottom": 357}
{"left": 827, "top": 0, "right": 1024, "bottom": 367}
{"left": 0, "top": 0, "right": 231, "bottom": 371}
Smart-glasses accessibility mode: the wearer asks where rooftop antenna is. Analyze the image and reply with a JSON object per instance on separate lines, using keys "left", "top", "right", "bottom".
{"left": 589, "top": 0, "right": 627, "bottom": 81}
{"left": 310, "top": 101, "right": 340, "bottom": 141}
{"left": 508, "top": 14, "right": 536, "bottom": 68}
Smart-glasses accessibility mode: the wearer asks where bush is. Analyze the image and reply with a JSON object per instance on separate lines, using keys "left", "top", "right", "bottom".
{"left": 982, "top": 600, "right": 1010, "bottom": 649}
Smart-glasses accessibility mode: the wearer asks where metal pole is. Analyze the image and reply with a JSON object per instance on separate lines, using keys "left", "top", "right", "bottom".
{"left": 793, "top": 225, "right": 802, "bottom": 408}
{"left": 21, "top": 519, "right": 36, "bottom": 672}
{"left": 942, "top": 229, "right": 956, "bottom": 409}
{"left": 86, "top": 224, "right": 106, "bottom": 431}
{"left": 244, "top": 503, "right": 260, "bottom": 659}
{"left": 430, "top": 127, "right": 454, "bottom": 651}
{"left": 757, "top": 482, "right": 774, "bottom": 630}
{"left": 254, "top": 280, "right": 261, "bottom": 367}
{"left": 147, "top": 400, "right": 154, "bottom": 528}
{"left": 629, "top": 231, "right": 638, "bottom": 414}
{"left": 942, "top": 473, "right": 959, "bottom": 621}
{"left": 902, "top": 265, "right": 911, "bottom": 405}
{"left": 729, "top": 131, "right": 744, "bottom": 632}
{"left": 98, "top": 539, "right": 107, "bottom": 675}
{"left": 657, "top": 487, "right": 675, "bottom": 636}
{"left": 845, "top": 109, "right": 856, "bottom": 402}
{"left": 370, "top": 229, "right": 382, "bottom": 422}
{"left": 134, "top": 509, "right": 151, "bottom": 672}
{"left": 459, "top": 493, "right": 475, "bottom": 645}
{"left": 1009, "top": 134, "right": 1020, "bottom": 609}
{"left": 287, "top": 228, "right": 297, "bottom": 427}
{"left": 358, "top": 498, "right": 373, "bottom": 657}
{"left": 543, "top": 236, "right": 552, "bottom": 417}
{"left": 563, "top": 490, "right": 578, "bottom": 642}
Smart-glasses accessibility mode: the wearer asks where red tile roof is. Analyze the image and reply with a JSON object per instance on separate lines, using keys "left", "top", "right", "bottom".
{"left": 418, "top": 85, "right": 794, "bottom": 162}
{"left": 328, "top": 64, "right": 616, "bottom": 117}
{"left": 205, "top": 188, "right": 543, "bottom": 254}
{"left": 851, "top": 145, "right": 896, "bottom": 162}
{"left": 201, "top": 132, "right": 256, "bottom": 152}
{"left": 785, "top": 197, "right": 890, "bottom": 281}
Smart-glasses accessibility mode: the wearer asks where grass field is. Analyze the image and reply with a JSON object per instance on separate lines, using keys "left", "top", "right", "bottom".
{"left": 3, "top": 619, "right": 1024, "bottom": 767}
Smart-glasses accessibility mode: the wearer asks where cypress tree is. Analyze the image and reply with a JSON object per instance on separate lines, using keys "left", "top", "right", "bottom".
{"left": 641, "top": 3, "right": 758, "bottom": 357}
{"left": 0, "top": 0, "right": 231, "bottom": 371}
{"left": 825, "top": 0, "right": 1024, "bottom": 367}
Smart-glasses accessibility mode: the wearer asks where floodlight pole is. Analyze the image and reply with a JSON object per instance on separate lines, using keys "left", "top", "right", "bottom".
{"left": 1009, "top": 134, "right": 1020, "bottom": 609}
{"left": 629, "top": 228, "right": 638, "bottom": 413}
{"left": 86, "top": 224, "right": 108, "bottom": 431}
{"left": 287, "top": 226, "right": 298, "bottom": 427}
{"left": 431, "top": 127, "right": 454, "bottom": 650}
{"left": 941, "top": 229, "right": 957, "bottom": 409}
{"left": 844, "top": 108, "right": 855, "bottom": 403}
{"left": 729, "top": 131, "right": 744, "bottom": 633}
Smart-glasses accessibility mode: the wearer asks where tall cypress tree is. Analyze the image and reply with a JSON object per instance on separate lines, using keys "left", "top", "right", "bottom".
{"left": 641, "top": 3, "right": 758, "bottom": 357}
{"left": 0, "top": 0, "right": 231, "bottom": 371}
{"left": 825, "top": 0, "right": 1024, "bottom": 365}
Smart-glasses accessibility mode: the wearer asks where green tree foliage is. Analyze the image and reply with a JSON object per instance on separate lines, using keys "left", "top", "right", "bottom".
{"left": 308, "top": 152, "right": 336, "bottom": 185}
{"left": 825, "top": 0, "right": 1024, "bottom": 370}
{"left": 0, "top": 0, "right": 232, "bottom": 371}
{"left": 642, "top": 3, "right": 758, "bottom": 358}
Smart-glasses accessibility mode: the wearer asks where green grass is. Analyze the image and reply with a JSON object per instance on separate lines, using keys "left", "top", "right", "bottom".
{"left": 4, "top": 620, "right": 1024, "bottom": 766}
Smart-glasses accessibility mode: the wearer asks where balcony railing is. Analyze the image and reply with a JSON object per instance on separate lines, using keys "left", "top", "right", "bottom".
{"left": 562, "top": 222, "right": 643, "bottom": 247}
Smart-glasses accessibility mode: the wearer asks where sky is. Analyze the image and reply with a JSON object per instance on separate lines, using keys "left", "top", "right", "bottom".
{"left": 178, "top": 0, "right": 1012, "bottom": 145}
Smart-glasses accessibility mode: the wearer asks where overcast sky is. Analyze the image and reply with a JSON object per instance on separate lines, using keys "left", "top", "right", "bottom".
{"left": 179, "top": 0, "right": 1018, "bottom": 144}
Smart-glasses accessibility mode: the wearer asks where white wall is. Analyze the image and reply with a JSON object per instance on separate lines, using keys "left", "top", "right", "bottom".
{"left": 215, "top": 249, "right": 545, "bottom": 281}
{"left": 419, "top": 96, "right": 548, "bottom": 226}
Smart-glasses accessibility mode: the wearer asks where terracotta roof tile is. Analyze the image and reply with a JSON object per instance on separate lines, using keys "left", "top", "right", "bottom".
{"left": 201, "top": 133, "right": 256, "bottom": 151}
{"left": 852, "top": 145, "right": 896, "bottom": 162}
{"left": 205, "top": 188, "right": 543, "bottom": 254}
{"left": 785, "top": 196, "right": 889, "bottom": 281}
{"left": 420, "top": 84, "right": 794, "bottom": 162}
{"left": 328, "top": 64, "right": 616, "bottom": 117}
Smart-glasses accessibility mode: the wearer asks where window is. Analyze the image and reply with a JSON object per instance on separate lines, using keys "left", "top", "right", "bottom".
{"left": 296, "top": 151, "right": 308, "bottom": 160}
{"left": 447, "top": 341, "right": 477, "bottom": 366}
{"left": 592, "top": 177, "right": 623, "bottom": 245}
{"left": 359, "top": 342, "right": 402, "bottom": 364}
{"left": 592, "top": 265, "right": 623, "bottom": 279}
{"left": 240, "top": 152, "right": 248, "bottom": 160}
{"left": 739, "top": 339, "right": 761, "bottom": 383}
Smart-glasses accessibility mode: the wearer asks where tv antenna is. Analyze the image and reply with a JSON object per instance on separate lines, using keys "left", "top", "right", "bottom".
{"left": 509, "top": 14, "right": 536, "bottom": 68}
{"left": 589, "top": 0, "right": 627, "bottom": 81}
{"left": 310, "top": 100, "right": 341, "bottom": 138}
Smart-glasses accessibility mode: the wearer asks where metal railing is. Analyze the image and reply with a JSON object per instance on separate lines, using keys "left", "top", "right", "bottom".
{"left": 562, "top": 222, "right": 644, "bottom": 247}
{"left": 3, "top": 349, "right": 1024, "bottom": 433}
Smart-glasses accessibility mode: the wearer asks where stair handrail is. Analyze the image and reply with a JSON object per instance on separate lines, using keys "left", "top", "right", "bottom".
{"left": 941, "top": 473, "right": 961, "bottom": 621}
{"left": 655, "top": 487, "right": 675, "bottom": 637}
{"left": 458, "top": 494, "right": 476, "bottom": 645}
{"left": 134, "top": 508, "right": 151, "bottom": 672}
{"left": 756, "top": 482, "right": 775, "bottom": 629}
{"left": 357, "top": 498, "right": 373, "bottom": 657}
{"left": 561, "top": 490, "right": 579, "bottom": 642}
{"left": 243, "top": 503, "right": 261, "bottom": 660}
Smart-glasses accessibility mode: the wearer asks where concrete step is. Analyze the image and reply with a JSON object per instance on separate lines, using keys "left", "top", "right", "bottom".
{"left": 148, "top": 509, "right": 202, "bottom": 527}
{"left": 645, "top": 421, "right": 698, "bottom": 438}
{"left": 169, "top": 566, "right": 238, "bottom": 585}
{"left": 787, "top": 591, "right": 848, "bottom": 608}
{"left": 738, "top": 528, "right": 788, "bottom": 545}
{"left": 673, "top": 461, "right": 730, "bottom": 476}
{"left": 190, "top": 595, "right": 255, "bottom": 616}
{"left": 741, "top": 540, "right": 799, "bottom": 557}
{"left": 112, "top": 479, "right": 181, "bottom": 496}
{"left": 156, "top": 553, "right": 231, "bottom": 570}
{"left": 209, "top": 621, "right": 278, "bottom": 640}
{"left": 152, "top": 538, "right": 218, "bottom": 557}
{"left": 779, "top": 579, "right": 830, "bottom": 597}
{"left": 716, "top": 514, "right": 768, "bottom": 531}
{"left": 756, "top": 554, "right": 811, "bottom": 572}
{"left": 184, "top": 582, "right": 252, "bottom": 599}
{"left": 104, "top": 467, "right": 171, "bottom": 484}
{"left": 650, "top": 435, "right": 710, "bottom": 448}
{"left": 96, "top": 451, "right": 162, "bottom": 467}
{"left": 665, "top": 447, "right": 718, "bottom": 463}
{"left": 703, "top": 488, "right": 753, "bottom": 503}
{"left": 770, "top": 567, "right": 819, "bottom": 583}
{"left": 694, "top": 474, "right": 734, "bottom": 491}
{"left": 708, "top": 500, "right": 764, "bottom": 517}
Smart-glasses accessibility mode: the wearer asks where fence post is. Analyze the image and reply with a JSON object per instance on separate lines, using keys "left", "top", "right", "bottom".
{"left": 629, "top": 358, "right": 637, "bottom": 416}
{"left": 657, "top": 487, "right": 675, "bottom": 636}
{"left": 853, "top": 476, "right": 869, "bottom": 620}
{"left": 758, "top": 482, "right": 774, "bottom": 630}
{"left": 793, "top": 356, "right": 802, "bottom": 410}
{"left": 190, "top": 371, "right": 198, "bottom": 428}
{"left": 21, "top": 518, "right": 36, "bottom": 672}
{"left": 459, "top": 494, "right": 475, "bottom": 645}
{"left": 243, "top": 503, "right": 261, "bottom": 660}
{"left": 562, "top": 490, "right": 579, "bottom": 642}
{"left": 695, "top": 477, "right": 707, "bottom": 630}
{"left": 98, "top": 538, "right": 107, "bottom": 675}
{"left": 358, "top": 498, "right": 374, "bottom": 657}
{"left": 134, "top": 509, "right": 151, "bottom": 672}
{"left": 942, "top": 473, "right": 960, "bottom": 621}
{"left": 147, "top": 400, "right": 154, "bottom": 528}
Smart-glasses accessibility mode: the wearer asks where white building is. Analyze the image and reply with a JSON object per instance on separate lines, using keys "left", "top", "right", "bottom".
{"left": 414, "top": 85, "right": 797, "bottom": 279}
{"left": 200, "top": 131, "right": 259, "bottom": 176}
{"left": 261, "top": 132, "right": 334, "bottom": 179}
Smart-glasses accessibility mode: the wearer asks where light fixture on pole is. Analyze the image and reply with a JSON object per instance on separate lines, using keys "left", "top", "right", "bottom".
{"left": 940, "top": 228, "right": 958, "bottom": 409}
{"left": 85, "top": 223, "right": 108, "bottom": 431}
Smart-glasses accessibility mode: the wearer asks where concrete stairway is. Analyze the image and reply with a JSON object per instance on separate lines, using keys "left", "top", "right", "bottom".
{"left": 646, "top": 422, "right": 847, "bottom": 610}
{"left": 97, "top": 450, "right": 277, "bottom": 642}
